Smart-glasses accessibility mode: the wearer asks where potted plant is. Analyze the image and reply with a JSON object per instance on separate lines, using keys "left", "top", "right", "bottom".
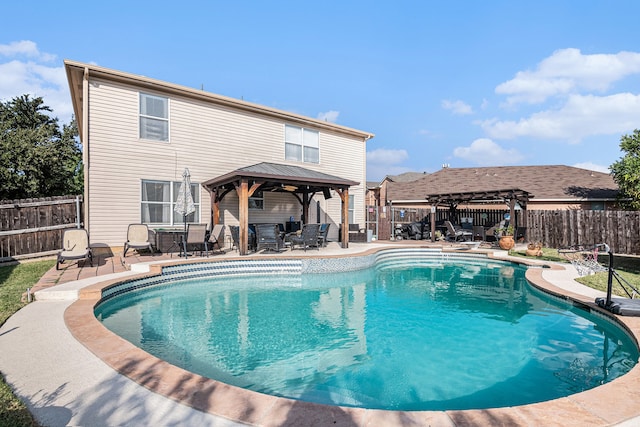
{"left": 497, "top": 224, "right": 515, "bottom": 250}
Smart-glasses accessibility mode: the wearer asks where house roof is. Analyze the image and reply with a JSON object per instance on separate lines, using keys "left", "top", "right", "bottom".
{"left": 202, "top": 162, "right": 359, "bottom": 192}
{"left": 387, "top": 165, "right": 618, "bottom": 203}
{"left": 384, "top": 171, "right": 428, "bottom": 184}
{"left": 64, "top": 60, "right": 375, "bottom": 142}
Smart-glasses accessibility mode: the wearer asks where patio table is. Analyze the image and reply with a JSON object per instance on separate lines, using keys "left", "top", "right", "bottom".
{"left": 153, "top": 228, "right": 184, "bottom": 253}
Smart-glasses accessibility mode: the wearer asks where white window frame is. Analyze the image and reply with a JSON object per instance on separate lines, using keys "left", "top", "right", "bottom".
{"left": 139, "top": 93, "right": 169, "bottom": 142}
{"left": 141, "top": 179, "right": 200, "bottom": 225}
{"left": 284, "top": 124, "right": 319, "bottom": 164}
{"left": 348, "top": 194, "right": 355, "bottom": 224}
{"left": 249, "top": 190, "right": 264, "bottom": 210}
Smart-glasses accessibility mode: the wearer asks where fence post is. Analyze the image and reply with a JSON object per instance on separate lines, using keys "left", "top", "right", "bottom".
{"left": 75, "top": 195, "right": 81, "bottom": 229}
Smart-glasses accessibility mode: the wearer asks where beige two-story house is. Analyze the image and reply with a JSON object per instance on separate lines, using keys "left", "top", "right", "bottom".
{"left": 65, "top": 60, "right": 374, "bottom": 254}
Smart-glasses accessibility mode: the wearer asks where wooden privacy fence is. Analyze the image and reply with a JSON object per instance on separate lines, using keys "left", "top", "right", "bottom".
{"left": 373, "top": 206, "right": 640, "bottom": 254}
{"left": 526, "top": 210, "right": 640, "bottom": 255}
{"left": 0, "top": 195, "right": 83, "bottom": 259}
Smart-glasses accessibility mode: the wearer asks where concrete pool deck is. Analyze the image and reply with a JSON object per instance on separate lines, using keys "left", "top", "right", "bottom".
{"left": 1, "top": 241, "right": 640, "bottom": 426}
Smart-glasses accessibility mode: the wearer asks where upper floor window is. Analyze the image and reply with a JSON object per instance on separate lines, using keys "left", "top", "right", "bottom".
{"left": 285, "top": 124, "right": 319, "bottom": 164}
{"left": 141, "top": 179, "right": 200, "bottom": 225}
{"left": 140, "top": 93, "right": 169, "bottom": 141}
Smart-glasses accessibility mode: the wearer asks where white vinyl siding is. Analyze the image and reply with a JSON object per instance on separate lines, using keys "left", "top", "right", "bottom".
{"left": 140, "top": 93, "right": 169, "bottom": 141}
{"left": 285, "top": 125, "right": 319, "bottom": 164}
{"left": 83, "top": 77, "right": 367, "bottom": 246}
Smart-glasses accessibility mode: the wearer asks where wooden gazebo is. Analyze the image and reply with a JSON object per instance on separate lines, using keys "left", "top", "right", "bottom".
{"left": 425, "top": 188, "right": 532, "bottom": 242}
{"left": 202, "top": 162, "right": 359, "bottom": 255}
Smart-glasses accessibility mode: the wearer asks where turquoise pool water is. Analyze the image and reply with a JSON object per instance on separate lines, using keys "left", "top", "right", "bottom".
{"left": 95, "top": 258, "right": 638, "bottom": 411}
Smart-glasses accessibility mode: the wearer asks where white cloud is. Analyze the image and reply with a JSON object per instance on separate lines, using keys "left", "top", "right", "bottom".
{"left": 0, "top": 40, "right": 56, "bottom": 62}
{"left": 572, "top": 162, "right": 611, "bottom": 174}
{"left": 0, "top": 41, "right": 71, "bottom": 123}
{"left": 441, "top": 99, "right": 473, "bottom": 115}
{"left": 453, "top": 138, "right": 523, "bottom": 166}
{"left": 367, "top": 148, "right": 408, "bottom": 164}
{"left": 317, "top": 110, "right": 339, "bottom": 123}
{"left": 479, "top": 92, "right": 640, "bottom": 143}
{"left": 366, "top": 148, "right": 410, "bottom": 181}
{"left": 496, "top": 48, "right": 640, "bottom": 105}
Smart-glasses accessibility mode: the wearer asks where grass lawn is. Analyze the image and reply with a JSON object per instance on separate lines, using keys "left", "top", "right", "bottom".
{"left": 0, "top": 259, "right": 55, "bottom": 427}
{"left": 510, "top": 247, "right": 640, "bottom": 297}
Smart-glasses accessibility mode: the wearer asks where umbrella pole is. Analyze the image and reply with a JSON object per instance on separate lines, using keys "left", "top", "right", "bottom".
{"left": 183, "top": 214, "right": 187, "bottom": 257}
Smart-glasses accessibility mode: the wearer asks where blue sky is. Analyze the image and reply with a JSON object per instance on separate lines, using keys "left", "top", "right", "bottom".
{"left": 2, "top": 1, "right": 639, "bottom": 182}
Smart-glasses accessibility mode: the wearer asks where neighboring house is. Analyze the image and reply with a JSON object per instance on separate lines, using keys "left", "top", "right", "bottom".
{"left": 368, "top": 171, "right": 428, "bottom": 208}
{"left": 384, "top": 165, "right": 618, "bottom": 210}
{"left": 65, "top": 60, "right": 374, "bottom": 253}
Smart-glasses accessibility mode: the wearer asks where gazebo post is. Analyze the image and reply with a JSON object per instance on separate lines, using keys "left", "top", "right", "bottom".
{"left": 509, "top": 198, "right": 516, "bottom": 230}
{"left": 210, "top": 188, "right": 220, "bottom": 226}
{"left": 236, "top": 180, "right": 249, "bottom": 255}
{"left": 302, "top": 188, "right": 310, "bottom": 224}
{"left": 430, "top": 203, "right": 437, "bottom": 242}
{"left": 335, "top": 188, "right": 349, "bottom": 248}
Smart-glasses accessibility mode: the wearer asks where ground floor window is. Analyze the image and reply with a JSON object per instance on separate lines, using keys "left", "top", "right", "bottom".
{"left": 249, "top": 190, "right": 264, "bottom": 210}
{"left": 349, "top": 195, "right": 355, "bottom": 224}
{"left": 141, "top": 179, "right": 200, "bottom": 225}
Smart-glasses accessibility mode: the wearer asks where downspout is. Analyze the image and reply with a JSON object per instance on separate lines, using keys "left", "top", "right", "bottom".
{"left": 362, "top": 134, "right": 371, "bottom": 236}
{"left": 82, "top": 67, "right": 90, "bottom": 232}
{"left": 390, "top": 201, "right": 394, "bottom": 240}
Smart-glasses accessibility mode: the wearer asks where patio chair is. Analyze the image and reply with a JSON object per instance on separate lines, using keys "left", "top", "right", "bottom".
{"left": 207, "top": 224, "right": 226, "bottom": 253}
{"left": 444, "top": 220, "right": 472, "bottom": 242}
{"left": 317, "top": 223, "right": 331, "bottom": 247}
{"left": 56, "top": 228, "right": 93, "bottom": 270}
{"left": 180, "top": 223, "right": 209, "bottom": 257}
{"left": 230, "top": 225, "right": 240, "bottom": 252}
{"left": 290, "top": 223, "right": 321, "bottom": 251}
{"left": 123, "top": 223, "right": 154, "bottom": 257}
{"left": 256, "top": 224, "right": 284, "bottom": 252}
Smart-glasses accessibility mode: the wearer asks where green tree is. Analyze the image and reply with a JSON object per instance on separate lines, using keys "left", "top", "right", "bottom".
{"left": 0, "top": 94, "right": 82, "bottom": 200}
{"left": 610, "top": 129, "right": 640, "bottom": 210}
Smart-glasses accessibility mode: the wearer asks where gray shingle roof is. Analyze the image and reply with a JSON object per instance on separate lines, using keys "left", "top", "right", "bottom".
{"left": 387, "top": 165, "right": 618, "bottom": 202}
{"left": 203, "top": 162, "right": 359, "bottom": 189}
{"left": 385, "top": 171, "right": 429, "bottom": 183}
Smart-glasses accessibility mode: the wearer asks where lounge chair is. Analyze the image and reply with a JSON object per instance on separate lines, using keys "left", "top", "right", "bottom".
{"left": 403, "top": 221, "right": 429, "bottom": 240}
{"left": 123, "top": 223, "right": 154, "bottom": 256}
{"left": 290, "top": 223, "right": 321, "bottom": 251}
{"left": 56, "top": 228, "right": 93, "bottom": 270}
{"left": 444, "top": 220, "right": 472, "bottom": 242}
{"left": 256, "top": 224, "right": 284, "bottom": 252}
{"left": 207, "top": 224, "right": 225, "bottom": 253}
{"left": 180, "top": 223, "right": 209, "bottom": 257}
{"left": 317, "top": 223, "right": 331, "bottom": 247}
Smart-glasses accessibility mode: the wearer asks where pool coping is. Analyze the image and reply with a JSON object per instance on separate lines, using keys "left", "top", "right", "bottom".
{"left": 63, "top": 247, "right": 640, "bottom": 426}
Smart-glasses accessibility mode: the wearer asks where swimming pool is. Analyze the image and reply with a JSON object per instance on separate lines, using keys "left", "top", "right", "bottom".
{"left": 94, "top": 249, "right": 638, "bottom": 411}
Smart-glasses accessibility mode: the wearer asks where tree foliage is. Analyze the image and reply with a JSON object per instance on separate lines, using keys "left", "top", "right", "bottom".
{"left": 610, "top": 129, "right": 640, "bottom": 210}
{"left": 0, "top": 95, "right": 82, "bottom": 201}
